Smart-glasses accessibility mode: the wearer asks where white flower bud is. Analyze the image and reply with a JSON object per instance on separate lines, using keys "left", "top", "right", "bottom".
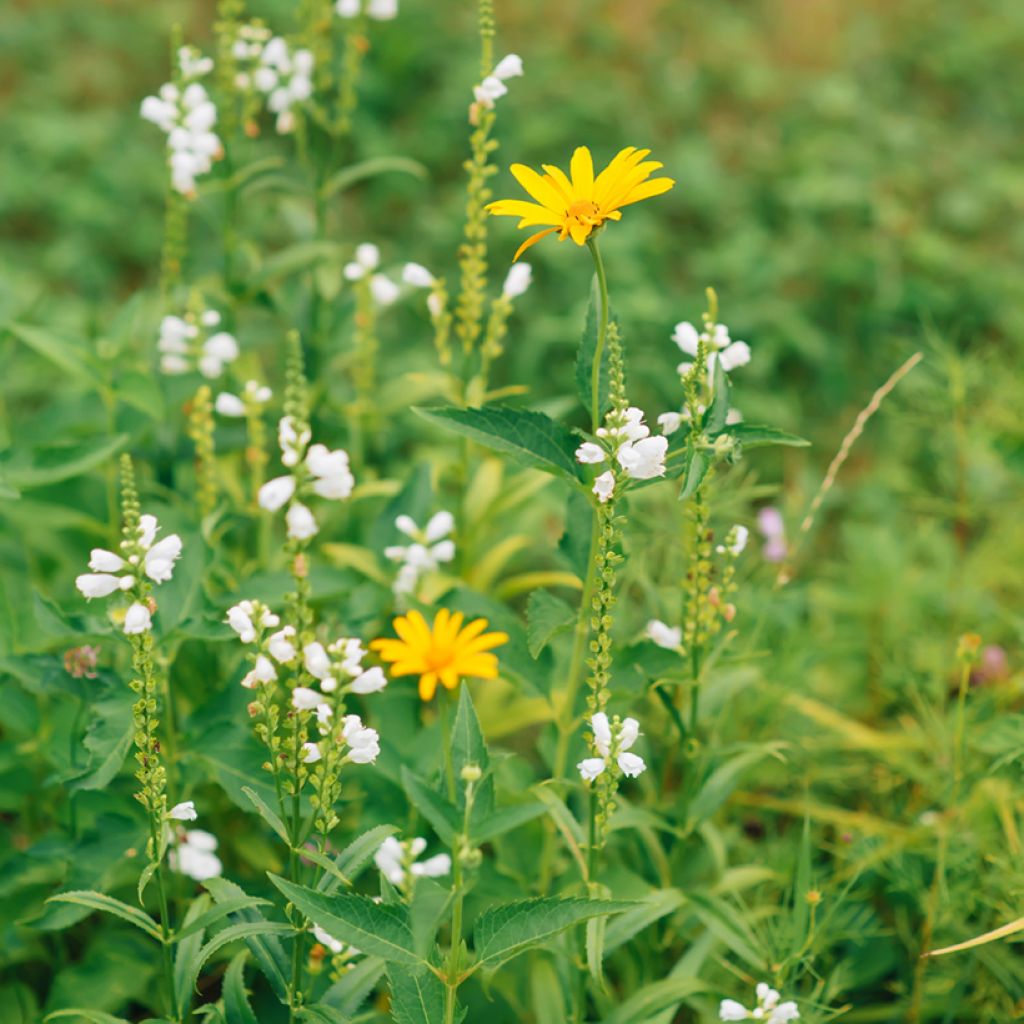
{"left": 123, "top": 602, "right": 152, "bottom": 635}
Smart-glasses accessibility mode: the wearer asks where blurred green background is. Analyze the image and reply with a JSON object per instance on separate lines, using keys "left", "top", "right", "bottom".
{"left": 2, "top": 0, "right": 1024, "bottom": 1019}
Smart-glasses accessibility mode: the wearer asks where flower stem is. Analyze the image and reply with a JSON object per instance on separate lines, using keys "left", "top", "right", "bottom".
{"left": 147, "top": 815, "right": 178, "bottom": 1021}
{"left": 440, "top": 690, "right": 456, "bottom": 802}
{"left": 586, "top": 237, "right": 609, "bottom": 433}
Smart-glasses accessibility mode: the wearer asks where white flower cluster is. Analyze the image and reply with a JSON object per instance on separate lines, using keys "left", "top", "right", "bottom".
{"left": 401, "top": 262, "right": 444, "bottom": 318}
{"left": 158, "top": 309, "right": 239, "bottom": 379}
{"left": 577, "top": 712, "right": 646, "bottom": 782}
{"left": 473, "top": 53, "right": 524, "bottom": 110}
{"left": 76, "top": 514, "right": 183, "bottom": 635}
{"left": 258, "top": 416, "right": 355, "bottom": 541}
{"left": 303, "top": 636, "right": 388, "bottom": 696}
{"left": 384, "top": 512, "right": 456, "bottom": 595}
{"left": 226, "top": 600, "right": 298, "bottom": 687}
{"left": 716, "top": 524, "right": 749, "bottom": 556}
{"left": 575, "top": 407, "right": 669, "bottom": 504}
{"left": 720, "top": 982, "right": 799, "bottom": 1022}
{"left": 673, "top": 320, "right": 751, "bottom": 377}
{"left": 374, "top": 836, "right": 450, "bottom": 887}
{"left": 345, "top": 244, "right": 400, "bottom": 306}
{"left": 140, "top": 47, "right": 221, "bottom": 197}
{"left": 644, "top": 619, "right": 682, "bottom": 651}
{"left": 335, "top": 0, "right": 398, "bottom": 20}
{"left": 240, "top": 36, "right": 314, "bottom": 135}
{"left": 170, "top": 827, "right": 223, "bottom": 881}
{"left": 293, "top": 699, "right": 380, "bottom": 766}
{"left": 215, "top": 379, "right": 273, "bottom": 418}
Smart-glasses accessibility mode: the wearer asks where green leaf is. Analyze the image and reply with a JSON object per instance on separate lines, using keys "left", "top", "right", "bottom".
{"left": 603, "top": 888, "right": 685, "bottom": 955}
{"left": 7, "top": 322, "right": 104, "bottom": 386}
{"left": 242, "top": 785, "right": 290, "bottom": 844}
{"left": 726, "top": 423, "right": 811, "bottom": 448}
{"left": 686, "top": 746, "right": 778, "bottom": 828}
{"left": 386, "top": 964, "right": 447, "bottom": 1024}
{"left": 223, "top": 952, "right": 258, "bottom": 1024}
{"left": 792, "top": 817, "right": 812, "bottom": 948}
{"left": 472, "top": 898, "right": 633, "bottom": 970}
{"left": 452, "top": 683, "right": 494, "bottom": 821}
{"left": 174, "top": 895, "right": 273, "bottom": 943}
{"left": 408, "top": 878, "right": 451, "bottom": 958}
{"left": 297, "top": 1006, "right": 350, "bottom": 1024}
{"left": 248, "top": 241, "right": 344, "bottom": 290}
{"left": 68, "top": 689, "right": 132, "bottom": 793}
{"left": 321, "top": 156, "right": 428, "bottom": 199}
{"left": 575, "top": 276, "right": 616, "bottom": 417}
{"left": 318, "top": 824, "right": 400, "bottom": 895}
{"left": 687, "top": 891, "right": 764, "bottom": 969}
{"left": 4, "top": 434, "right": 130, "bottom": 489}
{"left": 46, "top": 890, "right": 163, "bottom": 941}
{"left": 187, "top": 921, "right": 294, "bottom": 998}
{"left": 321, "top": 956, "right": 387, "bottom": 1015}
{"left": 678, "top": 449, "right": 709, "bottom": 502}
{"left": 174, "top": 894, "right": 211, "bottom": 1013}
{"left": 400, "top": 767, "right": 459, "bottom": 845}
{"left": 471, "top": 802, "right": 546, "bottom": 845}
{"left": 414, "top": 406, "right": 582, "bottom": 483}
{"left": 269, "top": 874, "right": 423, "bottom": 966}
{"left": 203, "top": 878, "right": 290, "bottom": 1002}
{"left": 598, "top": 978, "right": 707, "bottom": 1024}
{"left": 705, "top": 355, "right": 730, "bottom": 435}
{"left": 526, "top": 589, "right": 576, "bottom": 659}
{"left": 44, "top": 1012, "right": 133, "bottom": 1024}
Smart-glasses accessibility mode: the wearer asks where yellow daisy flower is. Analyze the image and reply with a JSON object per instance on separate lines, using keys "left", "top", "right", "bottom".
{"left": 486, "top": 145, "right": 675, "bottom": 261}
{"left": 370, "top": 608, "right": 509, "bottom": 701}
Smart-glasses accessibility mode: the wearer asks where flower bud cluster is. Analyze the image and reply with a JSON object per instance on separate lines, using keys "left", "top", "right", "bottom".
{"left": 345, "top": 243, "right": 400, "bottom": 306}
{"left": 233, "top": 33, "right": 314, "bottom": 135}
{"left": 384, "top": 511, "right": 456, "bottom": 596}
{"left": 140, "top": 47, "right": 222, "bottom": 197}
{"left": 578, "top": 712, "right": 647, "bottom": 851}
{"left": 673, "top": 319, "right": 751, "bottom": 377}
{"left": 576, "top": 406, "right": 669, "bottom": 504}
{"left": 472, "top": 53, "right": 524, "bottom": 112}
{"left": 158, "top": 308, "right": 239, "bottom": 379}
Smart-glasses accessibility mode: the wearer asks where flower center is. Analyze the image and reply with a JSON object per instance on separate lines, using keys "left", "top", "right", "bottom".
{"left": 425, "top": 646, "right": 454, "bottom": 671}
{"left": 566, "top": 199, "right": 602, "bottom": 226}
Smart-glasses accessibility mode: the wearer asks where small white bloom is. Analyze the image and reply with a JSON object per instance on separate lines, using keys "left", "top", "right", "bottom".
{"left": 473, "top": 75, "right": 507, "bottom": 108}
{"left": 369, "top": 274, "right": 400, "bottom": 306}
{"left": 617, "top": 435, "right": 668, "bottom": 481}
{"left": 344, "top": 242, "right": 380, "bottom": 280}
{"left": 718, "top": 340, "right": 751, "bottom": 372}
{"left": 169, "top": 801, "right": 197, "bottom": 821}
{"left": 366, "top": 0, "right": 398, "bottom": 19}
{"left": 138, "top": 515, "right": 159, "bottom": 548}
{"left": 313, "top": 924, "right": 345, "bottom": 954}
{"left": 493, "top": 53, "right": 524, "bottom": 80}
{"left": 343, "top": 714, "right": 380, "bottom": 763}
{"left": 591, "top": 712, "right": 612, "bottom": 757}
{"left": 351, "top": 666, "right": 388, "bottom": 694}
{"left": 336, "top": 0, "right": 360, "bottom": 14}
{"left": 172, "top": 829, "right": 222, "bottom": 881}
{"left": 427, "top": 292, "right": 443, "bottom": 318}
{"left": 717, "top": 524, "right": 749, "bottom": 556}
{"left": 252, "top": 654, "right": 277, "bottom": 684}
{"left": 657, "top": 411, "right": 682, "bottom": 436}
{"left": 374, "top": 837, "right": 406, "bottom": 885}
{"left": 215, "top": 392, "right": 246, "bottom": 417}
{"left": 617, "top": 752, "right": 646, "bottom": 778}
{"left": 267, "top": 626, "right": 297, "bottom": 664}
{"left": 124, "top": 602, "right": 152, "bottom": 635}
{"left": 502, "top": 262, "right": 532, "bottom": 298}
{"left": 577, "top": 757, "right": 606, "bottom": 782}
{"left": 258, "top": 475, "right": 296, "bottom": 511}
{"left": 593, "top": 470, "right": 615, "bottom": 503}
{"left": 411, "top": 853, "right": 451, "bottom": 878}
{"left": 76, "top": 573, "right": 128, "bottom": 599}
{"left": 302, "top": 741, "right": 322, "bottom": 764}
{"left": 644, "top": 619, "right": 682, "bottom": 650}
{"left": 719, "top": 1000, "right": 750, "bottom": 1021}
{"left": 278, "top": 416, "right": 311, "bottom": 467}
{"left": 88, "top": 549, "right": 126, "bottom": 573}
{"left": 227, "top": 604, "right": 257, "bottom": 643}
{"left": 286, "top": 502, "right": 318, "bottom": 541}
{"left": 145, "top": 534, "right": 183, "bottom": 583}
{"left": 575, "top": 441, "right": 606, "bottom": 465}
{"left": 618, "top": 717, "right": 640, "bottom": 751}
{"left": 672, "top": 321, "right": 700, "bottom": 357}
{"left": 292, "top": 686, "right": 322, "bottom": 711}
{"left": 304, "top": 642, "right": 331, "bottom": 679}
{"left": 402, "top": 262, "right": 435, "bottom": 288}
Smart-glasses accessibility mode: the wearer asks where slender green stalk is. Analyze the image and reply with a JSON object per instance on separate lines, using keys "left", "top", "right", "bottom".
{"left": 443, "top": 774, "right": 476, "bottom": 1024}
{"left": 586, "top": 237, "right": 609, "bottom": 433}
{"left": 148, "top": 814, "right": 178, "bottom": 1022}
{"left": 440, "top": 692, "right": 456, "bottom": 802}
{"left": 952, "top": 659, "right": 971, "bottom": 792}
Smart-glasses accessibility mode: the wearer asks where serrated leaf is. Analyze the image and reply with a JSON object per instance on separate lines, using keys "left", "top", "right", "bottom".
{"left": 321, "top": 156, "right": 427, "bottom": 199}
{"left": 472, "top": 898, "right": 633, "bottom": 970}
{"left": 401, "top": 766, "right": 459, "bottom": 846}
{"left": 46, "top": 890, "right": 163, "bottom": 941}
{"left": 318, "top": 824, "right": 400, "bottom": 895}
{"left": 223, "top": 951, "right": 258, "bottom": 1024}
{"left": 725, "top": 423, "right": 811, "bottom": 448}
{"left": 408, "top": 878, "right": 451, "bottom": 958}
{"left": 414, "top": 406, "right": 582, "bottom": 483}
{"left": 68, "top": 690, "right": 132, "bottom": 793}
{"left": 678, "top": 449, "right": 709, "bottom": 502}
{"left": 269, "top": 875, "right": 423, "bottom": 966}
{"left": 242, "top": 785, "right": 290, "bottom": 844}
{"left": 575, "top": 276, "right": 615, "bottom": 417}
{"left": 296, "top": 1006, "right": 350, "bottom": 1024}
{"left": 386, "top": 964, "right": 446, "bottom": 1024}
{"left": 526, "top": 589, "right": 575, "bottom": 659}
{"left": 598, "top": 977, "right": 707, "bottom": 1024}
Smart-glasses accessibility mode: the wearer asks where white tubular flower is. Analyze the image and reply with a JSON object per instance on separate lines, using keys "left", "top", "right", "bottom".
{"left": 267, "top": 626, "right": 297, "bottom": 664}
{"left": 124, "top": 602, "right": 152, "bottom": 635}
{"left": 171, "top": 829, "right": 222, "bottom": 881}
{"left": 138, "top": 515, "right": 159, "bottom": 548}
{"left": 335, "top": 0, "right": 360, "bottom": 14}
{"left": 617, "top": 752, "right": 646, "bottom": 778}
{"left": 591, "top": 713, "right": 612, "bottom": 757}
{"left": 616, "top": 435, "right": 668, "bottom": 481}
{"left": 76, "top": 574, "right": 130, "bottom": 599}
{"left": 88, "top": 549, "right": 125, "bottom": 573}
{"left": 286, "top": 502, "right": 318, "bottom": 541}
{"left": 473, "top": 75, "right": 507, "bottom": 108}
{"left": 306, "top": 444, "right": 354, "bottom": 501}
{"left": 493, "top": 53, "right": 523, "bottom": 80}
{"left": 278, "top": 416, "right": 311, "bottom": 467}
{"left": 718, "top": 340, "right": 751, "bottom": 372}
{"left": 769, "top": 1003, "right": 800, "bottom": 1023}
{"left": 215, "top": 392, "right": 246, "bottom": 417}
{"left": 366, "top": 0, "right": 398, "bottom": 19}
{"left": 292, "top": 686, "right": 322, "bottom": 711}
{"left": 718, "top": 1000, "right": 750, "bottom": 1021}
{"left": 344, "top": 242, "right": 380, "bottom": 280}
{"left": 393, "top": 563, "right": 418, "bottom": 595}
{"left": 258, "top": 475, "right": 296, "bottom": 512}
{"left": 374, "top": 837, "right": 406, "bottom": 885}
{"left": 369, "top": 274, "right": 400, "bottom": 306}
{"left": 672, "top": 321, "right": 700, "bottom": 356}
{"left": 575, "top": 441, "right": 605, "bottom": 465}
{"left": 145, "top": 534, "right": 183, "bottom": 583}
{"left": 302, "top": 742, "right": 322, "bottom": 764}
{"left": 720, "top": 983, "right": 799, "bottom": 1023}
{"left": 227, "top": 606, "right": 257, "bottom": 643}
{"left": 592, "top": 470, "right": 615, "bottom": 504}
{"left": 351, "top": 666, "right": 388, "bottom": 694}
{"left": 423, "top": 511, "right": 454, "bottom": 542}
{"left": 304, "top": 642, "right": 331, "bottom": 679}
{"left": 657, "top": 411, "right": 682, "bottom": 436}
{"left": 618, "top": 717, "right": 639, "bottom": 751}
{"left": 252, "top": 654, "right": 277, "bottom": 684}
{"left": 644, "top": 619, "right": 682, "bottom": 650}
{"left": 343, "top": 714, "right": 380, "bottom": 764}
{"left": 411, "top": 853, "right": 451, "bottom": 878}
{"left": 502, "top": 261, "right": 532, "bottom": 298}
{"left": 169, "top": 801, "right": 197, "bottom": 821}
{"left": 402, "top": 262, "right": 436, "bottom": 288}
{"left": 577, "top": 757, "right": 606, "bottom": 782}
{"left": 312, "top": 925, "right": 345, "bottom": 954}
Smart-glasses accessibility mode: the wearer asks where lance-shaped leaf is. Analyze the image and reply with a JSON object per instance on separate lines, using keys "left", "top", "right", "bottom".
{"left": 724, "top": 423, "right": 810, "bottom": 448}
{"left": 269, "top": 875, "right": 423, "bottom": 966}
{"left": 317, "top": 823, "right": 400, "bottom": 894}
{"left": 46, "top": 890, "right": 163, "bottom": 942}
{"left": 414, "top": 406, "right": 582, "bottom": 484}
{"left": 472, "top": 897, "right": 633, "bottom": 970}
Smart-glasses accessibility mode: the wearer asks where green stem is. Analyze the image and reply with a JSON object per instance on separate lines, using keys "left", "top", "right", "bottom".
{"left": 440, "top": 691, "right": 456, "bottom": 803}
{"left": 952, "top": 661, "right": 971, "bottom": 794}
{"left": 586, "top": 237, "right": 609, "bottom": 433}
{"left": 148, "top": 817, "right": 178, "bottom": 1022}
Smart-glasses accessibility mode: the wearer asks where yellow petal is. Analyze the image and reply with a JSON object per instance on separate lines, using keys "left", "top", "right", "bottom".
{"left": 616, "top": 176, "right": 676, "bottom": 208}
{"left": 486, "top": 199, "right": 563, "bottom": 227}
{"left": 569, "top": 146, "right": 595, "bottom": 196}
{"left": 568, "top": 220, "right": 592, "bottom": 245}
{"left": 419, "top": 673, "right": 438, "bottom": 701}
{"left": 510, "top": 163, "right": 566, "bottom": 211}
{"left": 593, "top": 147, "right": 649, "bottom": 206}
{"left": 540, "top": 164, "right": 574, "bottom": 202}
{"left": 513, "top": 226, "right": 558, "bottom": 261}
